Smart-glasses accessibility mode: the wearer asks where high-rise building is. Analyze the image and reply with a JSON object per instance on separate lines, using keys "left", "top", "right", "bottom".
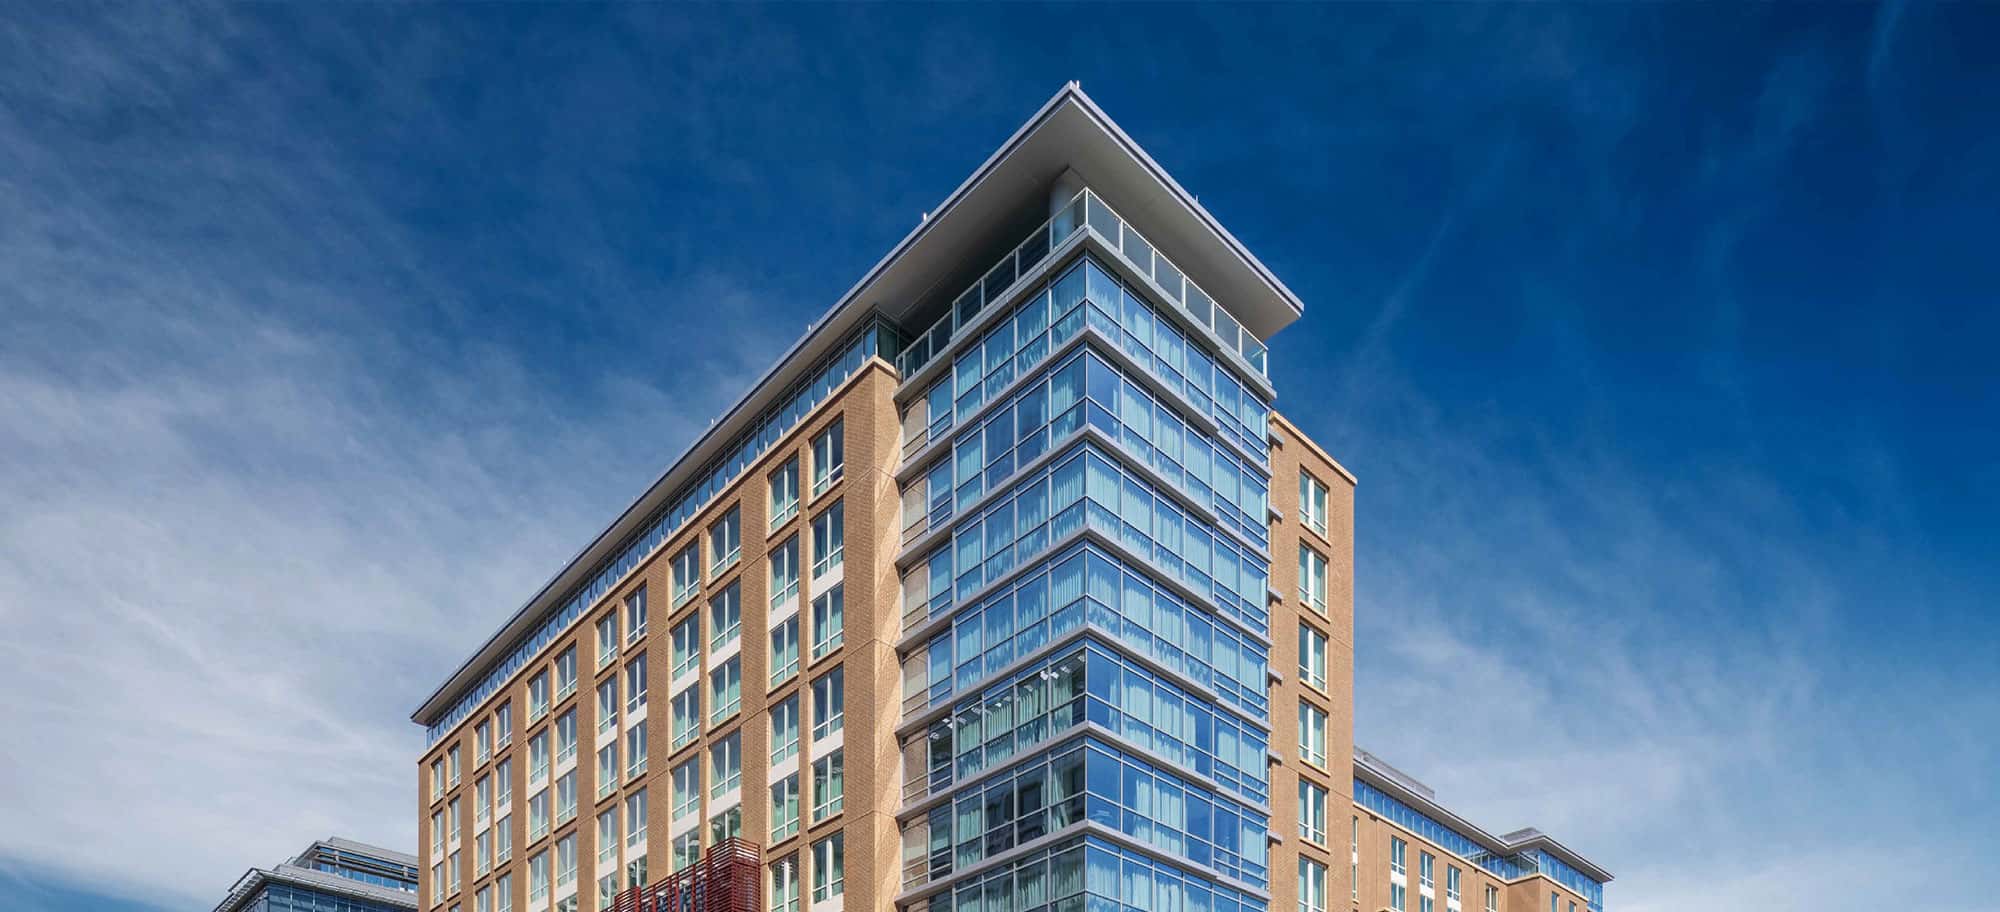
{"left": 214, "top": 837, "right": 418, "bottom": 912}
{"left": 408, "top": 83, "right": 1608, "bottom": 912}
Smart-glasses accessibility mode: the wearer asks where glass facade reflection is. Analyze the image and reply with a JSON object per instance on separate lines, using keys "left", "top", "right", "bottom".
{"left": 900, "top": 234, "right": 1273, "bottom": 912}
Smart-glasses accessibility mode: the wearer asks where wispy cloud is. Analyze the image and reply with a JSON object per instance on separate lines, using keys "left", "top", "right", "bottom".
{"left": 2, "top": 7, "right": 1995, "bottom": 912}
{"left": 0, "top": 6, "right": 796, "bottom": 907}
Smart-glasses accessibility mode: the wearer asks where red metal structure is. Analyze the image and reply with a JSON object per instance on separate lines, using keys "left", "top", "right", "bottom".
{"left": 613, "top": 839, "right": 761, "bottom": 912}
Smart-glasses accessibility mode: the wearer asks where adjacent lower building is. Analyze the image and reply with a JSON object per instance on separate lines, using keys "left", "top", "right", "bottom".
{"left": 1347, "top": 751, "right": 1610, "bottom": 912}
{"left": 407, "top": 83, "right": 1609, "bottom": 912}
{"left": 214, "top": 837, "right": 418, "bottom": 912}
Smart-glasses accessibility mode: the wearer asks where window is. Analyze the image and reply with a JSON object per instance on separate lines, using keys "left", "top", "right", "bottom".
{"left": 1300, "top": 623, "right": 1328, "bottom": 692}
{"left": 770, "top": 774, "right": 800, "bottom": 841}
{"left": 556, "top": 770, "right": 577, "bottom": 824}
{"left": 810, "top": 832, "right": 843, "bottom": 902}
{"left": 1299, "top": 544, "right": 1328, "bottom": 615}
{"left": 449, "top": 745, "right": 462, "bottom": 787}
{"left": 495, "top": 758, "right": 512, "bottom": 808}
{"left": 556, "top": 833, "right": 577, "bottom": 888}
{"left": 476, "top": 777, "right": 492, "bottom": 826}
{"left": 673, "top": 544, "right": 700, "bottom": 606}
{"left": 710, "top": 581, "right": 742, "bottom": 650}
{"left": 555, "top": 647, "right": 577, "bottom": 701}
{"left": 710, "top": 506, "right": 741, "bottom": 574}
{"left": 1352, "top": 816, "right": 1360, "bottom": 902}
{"left": 624, "top": 719, "right": 647, "bottom": 779}
{"left": 431, "top": 863, "right": 443, "bottom": 902}
{"left": 671, "top": 685, "right": 700, "bottom": 749}
{"left": 625, "top": 655, "right": 648, "bottom": 714}
{"left": 710, "top": 656, "right": 742, "bottom": 723}
{"left": 769, "top": 695, "right": 799, "bottom": 765}
{"left": 627, "top": 852, "right": 648, "bottom": 893}
{"left": 809, "top": 585, "right": 843, "bottom": 659}
{"left": 1550, "top": 894, "right": 1558, "bottom": 912}
{"left": 810, "top": 668, "right": 843, "bottom": 741}
{"left": 710, "top": 732, "right": 741, "bottom": 798}
{"left": 769, "top": 855, "right": 799, "bottom": 912}
{"left": 530, "top": 671, "right": 550, "bottom": 722}
{"left": 1299, "top": 779, "right": 1327, "bottom": 844}
{"left": 1390, "top": 837, "right": 1408, "bottom": 912}
{"left": 770, "top": 535, "right": 800, "bottom": 606}
{"left": 496, "top": 703, "right": 513, "bottom": 749}
{"left": 449, "top": 798, "right": 461, "bottom": 843}
{"left": 770, "top": 458, "right": 801, "bottom": 529}
{"left": 495, "top": 815, "right": 511, "bottom": 864}
{"left": 1299, "top": 701, "right": 1327, "bottom": 768}
{"left": 431, "top": 810, "right": 444, "bottom": 857}
{"left": 529, "top": 851, "right": 548, "bottom": 904}
{"left": 432, "top": 759, "right": 446, "bottom": 801}
{"left": 671, "top": 615, "right": 699, "bottom": 680}
{"left": 597, "top": 613, "right": 619, "bottom": 669}
{"left": 529, "top": 731, "right": 550, "bottom": 782}
{"left": 529, "top": 789, "right": 549, "bottom": 841}
{"left": 1422, "top": 853, "right": 1436, "bottom": 912}
{"left": 709, "top": 805, "right": 742, "bottom": 846}
{"left": 476, "top": 721, "right": 492, "bottom": 765}
{"left": 1448, "top": 866, "right": 1462, "bottom": 905}
{"left": 495, "top": 874, "right": 512, "bottom": 912}
{"left": 810, "top": 419, "right": 843, "bottom": 497}
{"left": 1485, "top": 886, "right": 1499, "bottom": 912}
{"left": 556, "top": 710, "right": 577, "bottom": 766}
{"left": 626, "top": 586, "right": 649, "bottom": 644}
{"left": 770, "top": 615, "right": 800, "bottom": 685}
{"left": 625, "top": 788, "right": 648, "bottom": 848}
{"left": 672, "top": 760, "right": 699, "bottom": 821}
{"left": 810, "top": 500, "right": 843, "bottom": 577}
{"left": 477, "top": 885, "right": 491, "bottom": 912}
{"left": 597, "top": 679, "right": 619, "bottom": 736}
{"left": 672, "top": 830, "right": 701, "bottom": 873}
{"left": 1300, "top": 471, "right": 1328, "bottom": 537}
{"left": 596, "top": 743, "right": 618, "bottom": 800}
{"left": 810, "top": 749, "right": 843, "bottom": 822}
{"left": 597, "top": 808, "right": 619, "bottom": 867}
{"left": 1298, "top": 858, "right": 1327, "bottom": 912}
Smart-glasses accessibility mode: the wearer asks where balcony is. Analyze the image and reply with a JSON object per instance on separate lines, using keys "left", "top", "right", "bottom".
{"left": 895, "top": 189, "right": 1268, "bottom": 385}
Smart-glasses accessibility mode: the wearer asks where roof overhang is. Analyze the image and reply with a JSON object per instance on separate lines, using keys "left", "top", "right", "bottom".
{"left": 861, "top": 81, "right": 1305, "bottom": 338}
{"left": 412, "top": 81, "right": 1304, "bottom": 727}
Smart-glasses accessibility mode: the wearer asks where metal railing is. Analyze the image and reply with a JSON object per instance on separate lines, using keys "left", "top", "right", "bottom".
{"left": 895, "top": 188, "right": 1268, "bottom": 383}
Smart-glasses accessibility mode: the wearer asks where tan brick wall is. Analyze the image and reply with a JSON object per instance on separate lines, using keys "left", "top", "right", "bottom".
{"left": 416, "top": 359, "right": 900, "bottom": 912}
{"left": 1268, "top": 411, "right": 1359, "bottom": 912}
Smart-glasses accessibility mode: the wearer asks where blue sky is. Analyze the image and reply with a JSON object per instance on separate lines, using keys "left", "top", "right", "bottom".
{"left": 1, "top": 4, "right": 1995, "bottom": 911}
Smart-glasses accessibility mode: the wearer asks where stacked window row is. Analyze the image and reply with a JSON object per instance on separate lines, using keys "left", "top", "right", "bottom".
{"left": 910, "top": 344, "right": 1269, "bottom": 561}
{"left": 909, "top": 440, "right": 1270, "bottom": 641}
{"left": 907, "top": 254, "right": 1269, "bottom": 476}
{"left": 904, "top": 641, "right": 1268, "bottom": 813}
{"left": 903, "top": 537, "right": 1268, "bottom": 725}
{"left": 905, "top": 836, "right": 1268, "bottom": 912}
{"left": 904, "top": 737, "right": 1270, "bottom": 893}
